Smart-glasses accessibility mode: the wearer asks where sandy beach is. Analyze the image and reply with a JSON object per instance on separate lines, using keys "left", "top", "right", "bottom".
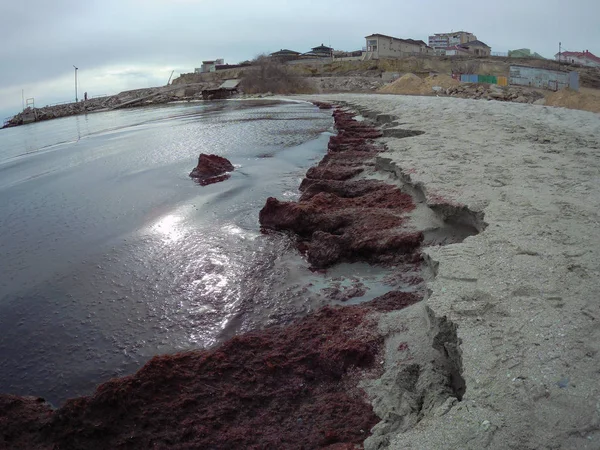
{"left": 300, "top": 94, "right": 600, "bottom": 449}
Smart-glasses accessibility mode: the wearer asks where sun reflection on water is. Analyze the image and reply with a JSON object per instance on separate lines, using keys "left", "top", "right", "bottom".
{"left": 151, "top": 214, "right": 184, "bottom": 242}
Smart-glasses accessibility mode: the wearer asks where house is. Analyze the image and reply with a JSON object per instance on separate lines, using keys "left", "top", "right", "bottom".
{"left": 202, "top": 79, "right": 241, "bottom": 100}
{"left": 555, "top": 50, "right": 600, "bottom": 68}
{"left": 460, "top": 40, "right": 491, "bottom": 57}
{"left": 270, "top": 49, "right": 302, "bottom": 61}
{"left": 443, "top": 45, "right": 471, "bottom": 57}
{"left": 364, "top": 34, "right": 432, "bottom": 60}
{"left": 508, "top": 48, "right": 545, "bottom": 59}
{"left": 310, "top": 44, "right": 333, "bottom": 57}
{"left": 429, "top": 31, "right": 477, "bottom": 54}
{"left": 300, "top": 44, "right": 334, "bottom": 59}
{"left": 195, "top": 59, "right": 225, "bottom": 74}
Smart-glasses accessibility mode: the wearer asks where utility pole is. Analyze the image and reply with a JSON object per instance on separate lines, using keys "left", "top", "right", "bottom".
{"left": 73, "top": 65, "right": 78, "bottom": 102}
{"left": 558, "top": 42, "right": 562, "bottom": 67}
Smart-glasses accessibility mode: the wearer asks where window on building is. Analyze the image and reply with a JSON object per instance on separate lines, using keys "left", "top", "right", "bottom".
{"left": 367, "top": 39, "right": 378, "bottom": 52}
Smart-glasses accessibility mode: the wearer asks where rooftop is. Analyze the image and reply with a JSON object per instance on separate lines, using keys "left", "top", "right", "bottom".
{"left": 433, "top": 31, "right": 474, "bottom": 36}
{"left": 462, "top": 40, "right": 490, "bottom": 48}
{"left": 312, "top": 44, "right": 333, "bottom": 51}
{"left": 556, "top": 50, "right": 600, "bottom": 64}
{"left": 365, "top": 34, "right": 429, "bottom": 47}
{"left": 270, "top": 49, "right": 301, "bottom": 55}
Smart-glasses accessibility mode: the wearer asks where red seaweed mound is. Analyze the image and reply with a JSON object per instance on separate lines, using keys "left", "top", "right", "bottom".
{"left": 0, "top": 395, "right": 52, "bottom": 449}
{"left": 189, "top": 154, "right": 234, "bottom": 184}
{"left": 1, "top": 304, "right": 394, "bottom": 449}
{"left": 312, "top": 101, "right": 333, "bottom": 110}
{"left": 260, "top": 107, "right": 421, "bottom": 268}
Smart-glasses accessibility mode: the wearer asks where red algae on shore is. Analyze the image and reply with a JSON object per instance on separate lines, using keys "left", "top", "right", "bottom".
{"left": 0, "top": 103, "right": 429, "bottom": 450}
{"left": 260, "top": 104, "right": 422, "bottom": 269}
{"left": 0, "top": 299, "right": 424, "bottom": 449}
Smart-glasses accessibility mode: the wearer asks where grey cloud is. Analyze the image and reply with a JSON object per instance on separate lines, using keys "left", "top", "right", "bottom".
{"left": 1, "top": 0, "right": 599, "bottom": 111}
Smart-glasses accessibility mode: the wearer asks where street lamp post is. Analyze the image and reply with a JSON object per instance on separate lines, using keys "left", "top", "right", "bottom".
{"left": 73, "top": 65, "right": 78, "bottom": 102}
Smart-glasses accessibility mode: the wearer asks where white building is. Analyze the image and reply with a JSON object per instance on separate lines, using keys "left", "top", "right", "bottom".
{"left": 555, "top": 50, "right": 600, "bottom": 68}
{"left": 195, "top": 59, "right": 225, "bottom": 74}
{"left": 429, "top": 31, "right": 477, "bottom": 54}
{"left": 364, "top": 34, "right": 432, "bottom": 60}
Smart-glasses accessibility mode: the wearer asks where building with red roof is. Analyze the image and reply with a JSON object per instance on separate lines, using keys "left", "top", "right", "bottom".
{"left": 555, "top": 50, "right": 600, "bottom": 68}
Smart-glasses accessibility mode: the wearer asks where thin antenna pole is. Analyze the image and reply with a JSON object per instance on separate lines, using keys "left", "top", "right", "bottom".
{"left": 559, "top": 42, "right": 562, "bottom": 67}
{"left": 21, "top": 89, "right": 24, "bottom": 111}
{"left": 73, "top": 65, "right": 78, "bottom": 102}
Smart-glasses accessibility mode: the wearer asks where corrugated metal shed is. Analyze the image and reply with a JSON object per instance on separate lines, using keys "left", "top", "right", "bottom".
{"left": 509, "top": 66, "right": 578, "bottom": 91}
{"left": 219, "top": 79, "right": 241, "bottom": 89}
{"left": 460, "top": 74, "right": 479, "bottom": 83}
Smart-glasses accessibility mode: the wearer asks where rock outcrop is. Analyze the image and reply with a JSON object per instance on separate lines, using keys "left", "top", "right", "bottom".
{"left": 189, "top": 154, "right": 234, "bottom": 185}
{"left": 2, "top": 83, "right": 218, "bottom": 128}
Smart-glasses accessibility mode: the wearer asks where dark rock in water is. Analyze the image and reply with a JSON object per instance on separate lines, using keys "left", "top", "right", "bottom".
{"left": 189, "top": 154, "right": 234, "bottom": 184}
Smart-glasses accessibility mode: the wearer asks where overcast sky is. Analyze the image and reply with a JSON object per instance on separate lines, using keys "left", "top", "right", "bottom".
{"left": 1, "top": 0, "right": 597, "bottom": 118}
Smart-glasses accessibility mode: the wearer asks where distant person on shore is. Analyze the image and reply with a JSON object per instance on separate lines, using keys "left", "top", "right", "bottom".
{"left": 84, "top": 92, "right": 88, "bottom": 101}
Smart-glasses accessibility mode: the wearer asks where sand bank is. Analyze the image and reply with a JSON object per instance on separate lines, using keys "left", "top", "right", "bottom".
{"left": 301, "top": 94, "right": 600, "bottom": 449}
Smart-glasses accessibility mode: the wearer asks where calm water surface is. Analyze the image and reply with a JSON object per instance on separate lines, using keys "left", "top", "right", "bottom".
{"left": 0, "top": 100, "right": 399, "bottom": 406}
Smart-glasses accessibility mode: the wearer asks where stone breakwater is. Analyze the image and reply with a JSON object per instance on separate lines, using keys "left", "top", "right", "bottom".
{"left": 2, "top": 83, "right": 218, "bottom": 128}
{"left": 0, "top": 103, "right": 481, "bottom": 449}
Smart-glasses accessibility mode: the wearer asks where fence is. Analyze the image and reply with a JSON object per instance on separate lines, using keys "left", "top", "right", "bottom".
{"left": 46, "top": 100, "right": 72, "bottom": 107}
{"left": 509, "top": 65, "right": 578, "bottom": 91}
{"left": 459, "top": 74, "right": 508, "bottom": 85}
{"left": 43, "top": 94, "right": 113, "bottom": 108}
{"left": 458, "top": 68, "right": 577, "bottom": 91}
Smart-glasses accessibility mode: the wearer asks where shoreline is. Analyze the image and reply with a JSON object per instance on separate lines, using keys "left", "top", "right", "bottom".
{"left": 0, "top": 101, "right": 418, "bottom": 448}
{"left": 1, "top": 94, "right": 599, "bottom": 448}
{"left": 0, "top": 100, "right": 473, "bottom": 448}
{"left": 302, "top": 94, "right": 600, "bottom": 449}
